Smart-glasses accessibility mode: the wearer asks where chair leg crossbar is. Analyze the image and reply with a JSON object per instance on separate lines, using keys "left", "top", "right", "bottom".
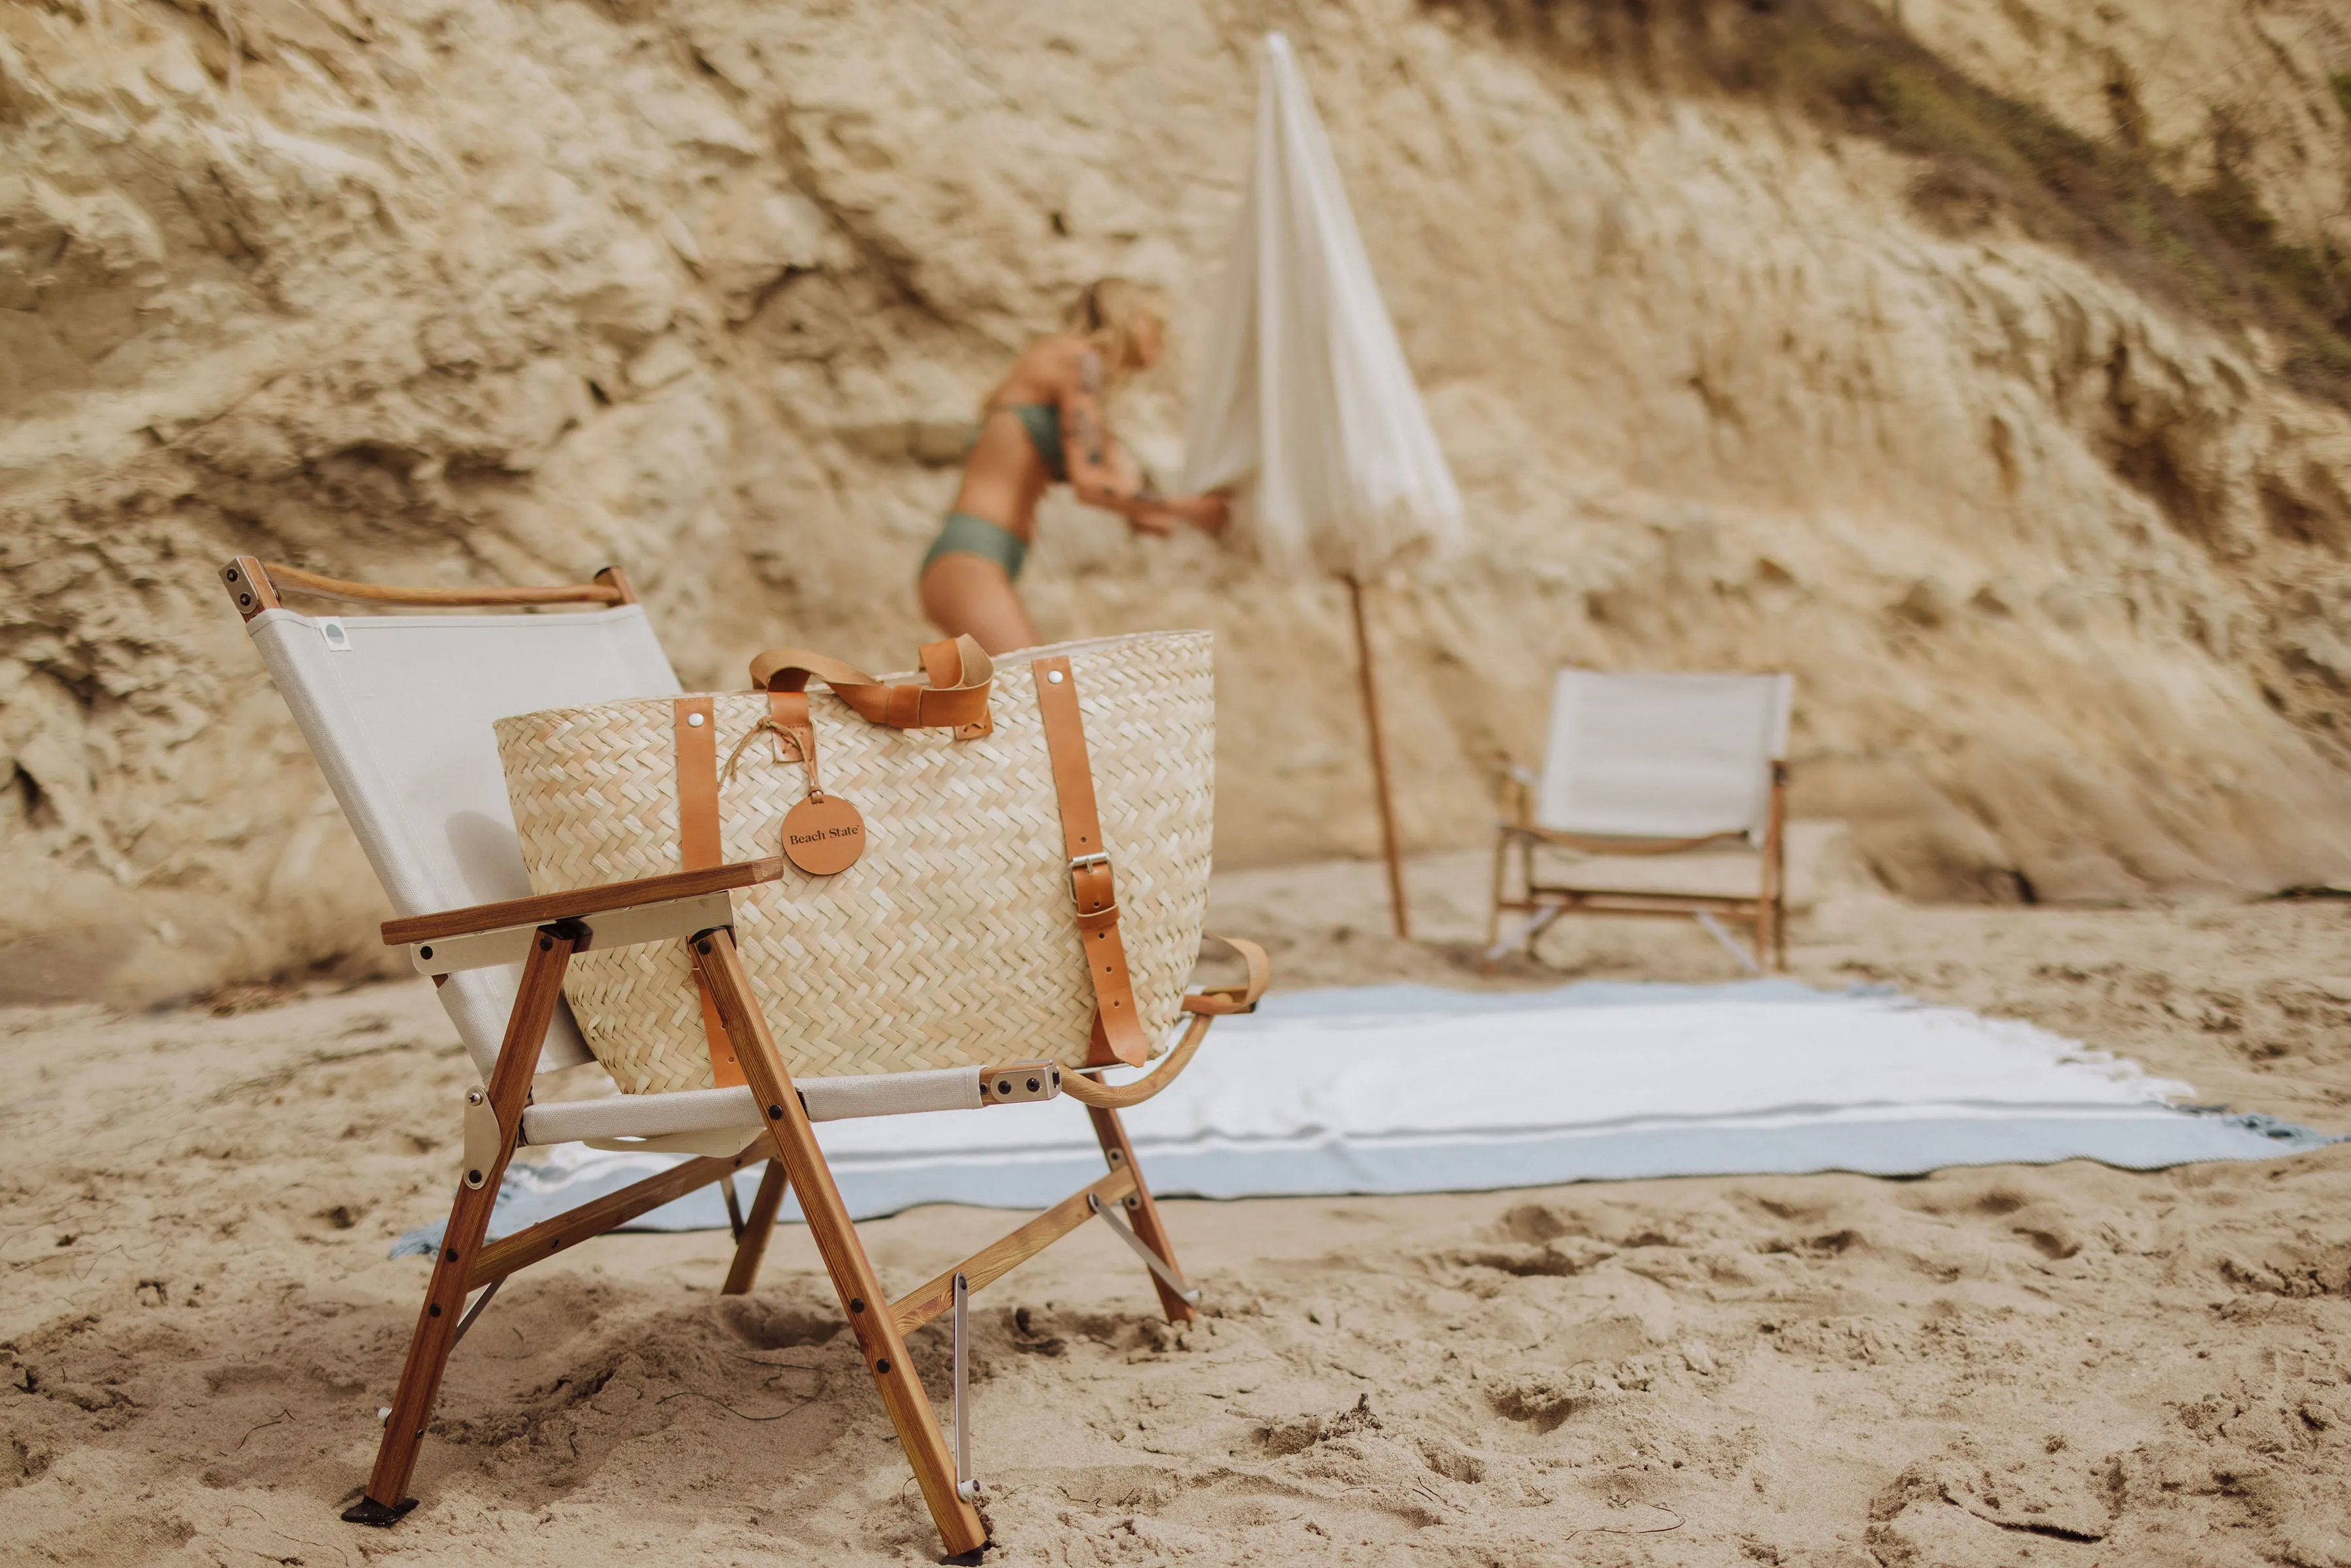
{"left": 449, "top": 1278, "right": 502, "bottom": 1347}
{"left": 345, "top": 921, "right": 1211, "bottom": 1559}
{"left": 1089, "top": 1193, "right": 1202, "bottom": 1304}
{"left": 1695, "top": 910, "right": 1763, "bottom": 976}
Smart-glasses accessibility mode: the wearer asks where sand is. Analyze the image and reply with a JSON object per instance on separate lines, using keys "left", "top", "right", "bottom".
{"left": 6, "top": 852, "right": 2351, "bottom": 1567}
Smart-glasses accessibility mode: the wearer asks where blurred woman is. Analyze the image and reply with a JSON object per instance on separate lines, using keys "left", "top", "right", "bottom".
{"left": 919, "top": 278, "right": 1228, "bottom": 652}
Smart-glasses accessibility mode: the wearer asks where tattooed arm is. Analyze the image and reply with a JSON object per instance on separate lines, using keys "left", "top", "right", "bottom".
{"left": 1059, "top": 349, "right": 1230, "bottom": 536}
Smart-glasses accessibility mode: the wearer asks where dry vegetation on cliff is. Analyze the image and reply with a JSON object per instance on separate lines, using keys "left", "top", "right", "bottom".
{"left": 1445, "top": 0, "right": 2351, "bottom": 398}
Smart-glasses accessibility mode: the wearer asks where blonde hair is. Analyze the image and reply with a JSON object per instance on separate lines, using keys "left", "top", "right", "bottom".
{"left": 982, "top": 278, "right": 1168, "bottom": 416}
{"left": 1064, "top": 277, "right": 1166, "bottom": 391}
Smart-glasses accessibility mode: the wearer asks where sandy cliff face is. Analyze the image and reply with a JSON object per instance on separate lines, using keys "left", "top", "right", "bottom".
{"left": 4, "top": 0, "right": 2350, "bottom": 1004}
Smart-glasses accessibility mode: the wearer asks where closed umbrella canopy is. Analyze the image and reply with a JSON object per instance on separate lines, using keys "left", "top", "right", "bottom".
{"left": 1182, "top": 33, "right": 1464, "bottom": 936}
{"left": 1181, "top": 32, "right": 1465, "bottom": 583}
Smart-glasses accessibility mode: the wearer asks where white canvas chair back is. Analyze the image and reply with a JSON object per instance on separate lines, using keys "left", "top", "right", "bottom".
{"left": 1535, "top": 671, "right": 1793, "bottom": 843}
{"left": 244, "top": 604, "right": 682, "bottom": 1077}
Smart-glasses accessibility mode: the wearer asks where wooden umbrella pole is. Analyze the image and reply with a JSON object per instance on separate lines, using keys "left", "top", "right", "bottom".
{"left": 1344, "top": 574, "right": 1411, "bottom": 938}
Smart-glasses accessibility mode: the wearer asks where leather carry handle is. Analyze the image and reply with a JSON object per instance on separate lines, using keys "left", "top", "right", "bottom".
{"left": 1179, "top": 933, "right": 1271, "bottom": 1016}
{"left": 1058, "top": 936, "right": 1273, "bottom": 1110}
{"left": 748, "top": 635, "right": 993, "bottom": 735}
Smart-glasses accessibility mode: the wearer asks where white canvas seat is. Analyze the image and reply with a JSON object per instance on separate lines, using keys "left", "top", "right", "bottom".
{"left": 244, "top": 597, "right": 671, "bottom": 1081}
{"left": 223, "top": 556, "right": 1264, "bottom": 1556}
{"left": 517, "top": 1067, "right": 988, "bottom": 1147}
{"left": 243, "top": 590, "right": 1002, "bottom": 1144}
{"left": 1490, "top": 669, "right": 1793, "bottom": 970}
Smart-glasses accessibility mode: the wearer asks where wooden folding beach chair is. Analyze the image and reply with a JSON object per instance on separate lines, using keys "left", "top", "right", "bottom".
{"left": 221, "top": 557, "right": 1264, "bottom": 1559}
{"left": 1488, "top": 669, "right": 1793, "bottom": 972}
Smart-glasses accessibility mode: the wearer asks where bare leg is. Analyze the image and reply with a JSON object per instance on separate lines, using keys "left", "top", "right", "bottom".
{"left": 920, "top": 552, "right": 1039, "bottom": 655}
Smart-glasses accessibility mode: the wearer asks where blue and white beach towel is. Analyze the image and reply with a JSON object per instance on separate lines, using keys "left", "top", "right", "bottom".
{"left": 397, "top": 980, "right": 2337, "bottom": 1253}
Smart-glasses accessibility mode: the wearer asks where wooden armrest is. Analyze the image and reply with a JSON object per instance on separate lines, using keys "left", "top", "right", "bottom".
{"left": 1487, "top": 756, "right": 1536, "bottom": 827}
{"left": 382, "top": 857, "right": 788, "bottom": 946}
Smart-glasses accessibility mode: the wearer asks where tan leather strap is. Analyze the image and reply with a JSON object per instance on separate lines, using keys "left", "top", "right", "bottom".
{"left": 923, "top": 637, "right": 993, "bottom": 739}
{"left": 1031, "top": 656, "right": 1149, "bottom": 1067}
{"left": 765, "top": 690, "right": 816, "bottom": 782}
{"left": 748, "top": 635, "right": 993, "bottom": 736}
{"left": 673, "top": 697, "right": 744, "bottom": 1088}
{"left": 1179, "top": 934, "right": 1271, "bottom": 1015}
{"left": 1061, "top": 937, "right": 1274, "bottom": 1110}
{"left": 717, "top": 690, "right": 825, "bottom": 790}
{"left": 1059, "top": 1012, "right": 1209, "bottom": 1109}
{"left": 675, "top": 697, "right": 721, "bottom": 867}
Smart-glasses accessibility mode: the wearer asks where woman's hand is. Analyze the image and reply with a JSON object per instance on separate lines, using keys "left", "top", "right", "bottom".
{"left": 1155, "top": 493, "right": 1230, "bottom": 534}
{"left": 1127, "top": 494, "right": 1228, "bottom": 537}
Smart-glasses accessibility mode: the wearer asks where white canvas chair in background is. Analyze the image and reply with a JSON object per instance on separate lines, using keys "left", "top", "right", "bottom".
{"left": 1488, "top": 669, "right": 1795, "bottom": 972}
{"left": 221, "top": 557, "right": 1263, "bottom": 1559}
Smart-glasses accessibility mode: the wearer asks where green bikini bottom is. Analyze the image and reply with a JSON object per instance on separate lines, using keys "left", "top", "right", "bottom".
{"left": 921, "top": 511, "right": 1029, "bottom": 582}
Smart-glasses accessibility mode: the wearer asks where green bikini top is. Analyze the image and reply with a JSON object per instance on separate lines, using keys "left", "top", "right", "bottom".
{"left": 991, "top": 403, "right": 1068, "bottom": 482}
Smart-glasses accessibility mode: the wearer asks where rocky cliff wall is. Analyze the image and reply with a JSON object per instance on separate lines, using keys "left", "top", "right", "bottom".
{"left": 5, "top": 0, "right": 2350, "bottom": 1004}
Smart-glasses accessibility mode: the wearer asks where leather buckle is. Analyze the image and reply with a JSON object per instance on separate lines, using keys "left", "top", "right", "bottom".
{"left": 1068, "top": 852, "right": 1117, "bottom": 922}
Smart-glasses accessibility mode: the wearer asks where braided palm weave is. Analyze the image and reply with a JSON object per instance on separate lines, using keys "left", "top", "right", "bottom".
{"left": 493, "top": 631, "right": 1214, "bottom": 1093}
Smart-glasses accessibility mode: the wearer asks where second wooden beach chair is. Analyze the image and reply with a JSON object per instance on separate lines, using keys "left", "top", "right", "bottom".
{"left": 1488, "top": 668, "right": 1794, "bottom": 972}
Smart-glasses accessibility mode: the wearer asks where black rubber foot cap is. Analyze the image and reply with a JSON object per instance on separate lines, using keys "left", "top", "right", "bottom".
{"left": 942, "top": 1548, "right": 989, "bottom": 1566}
{"left": 342, "top": 1496, "right": 419, "bottom": 1528}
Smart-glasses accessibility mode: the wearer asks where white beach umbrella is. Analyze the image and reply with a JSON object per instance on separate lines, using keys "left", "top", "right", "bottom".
{"left": 1181, "top": 31, "right": 1465, "bottom": 936}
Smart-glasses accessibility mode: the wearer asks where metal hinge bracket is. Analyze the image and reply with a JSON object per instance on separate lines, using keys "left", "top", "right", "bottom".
{"left": 461, "top": 1088, "right": 502, "bottom": 1191}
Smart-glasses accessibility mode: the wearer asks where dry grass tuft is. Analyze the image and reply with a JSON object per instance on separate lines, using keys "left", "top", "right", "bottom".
{"left": 1430, "top": 0, "right": 2351, "bottom": 402}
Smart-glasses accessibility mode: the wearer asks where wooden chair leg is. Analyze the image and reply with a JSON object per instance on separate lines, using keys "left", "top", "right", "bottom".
{"left": 347, "top": 927, "right": 574, "bottom": 1526}
{"left": 1485, "top": 829, "right": 1509, "bottom": 950}
{"left": 1087, "top": 1105, "right": 1198, "bottom": 1326}
{"left": 1765, "top": 760, "right": 1789, "bottom": 972}
{"left": 721, "top": 1160, "right": 788, "bottom": 1296}
{"left": 692, "top": 929, "right": 988, "bottom": 1560}
{"left": 1518, "top": 837, "right": 1540, "bottom": 956}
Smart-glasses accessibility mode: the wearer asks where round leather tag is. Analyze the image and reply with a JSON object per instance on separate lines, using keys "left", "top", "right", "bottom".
{"left": 781, "top": 793, "right": 865, "bottom": 875}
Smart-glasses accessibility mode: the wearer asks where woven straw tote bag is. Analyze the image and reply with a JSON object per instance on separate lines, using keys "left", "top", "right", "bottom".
{"left": 493, "top": 630, "right": 1214, "bottom": 1093}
